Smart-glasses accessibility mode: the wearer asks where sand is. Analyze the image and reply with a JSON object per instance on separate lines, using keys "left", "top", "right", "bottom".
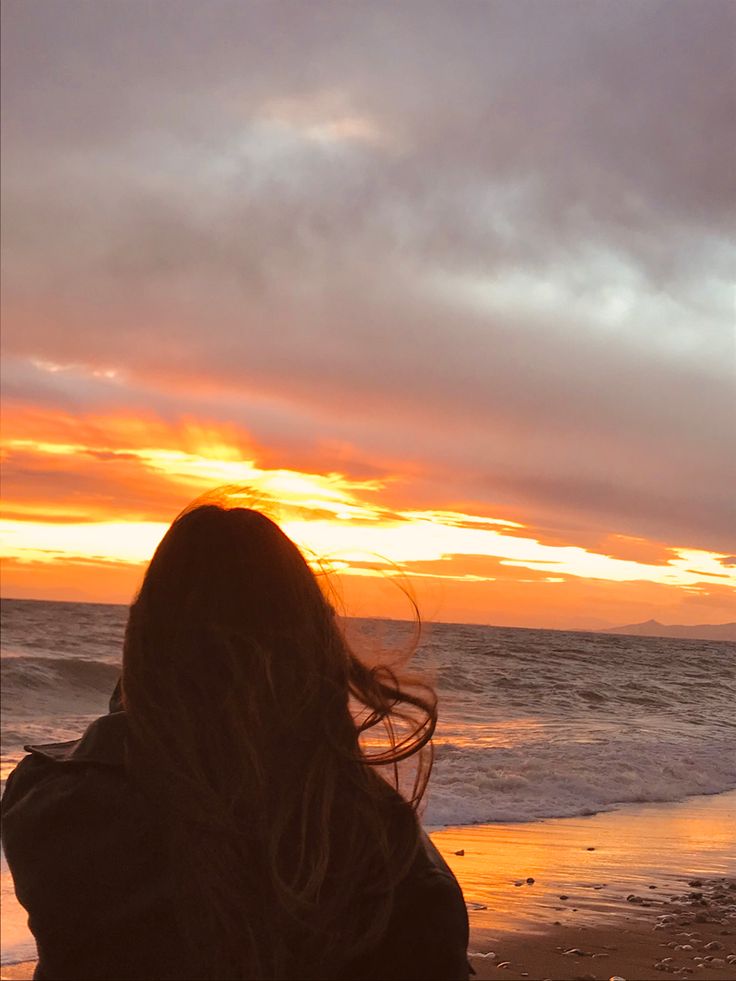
{"left": 431, "top": 790, "right": 736, "bottom": 980}
{"left": 2, "top": 791, "right": 735, "bottom": 980}
{"left": 0, "top": 968, "right": 32, "bottom": 981}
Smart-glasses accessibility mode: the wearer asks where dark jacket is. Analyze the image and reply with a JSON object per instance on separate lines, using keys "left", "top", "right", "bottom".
{"left": 1, "top": 708, "right": 469, "bottom": 981}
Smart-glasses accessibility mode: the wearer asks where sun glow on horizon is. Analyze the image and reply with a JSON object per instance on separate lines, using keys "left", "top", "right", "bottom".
{"left": 2, "top": 437, "right": 735, "bottom": 593}
{"left": 2, "top": 428, "right": 735, "bottom": 624}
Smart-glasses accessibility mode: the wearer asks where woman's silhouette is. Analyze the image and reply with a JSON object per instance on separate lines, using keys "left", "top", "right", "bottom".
{"left": 2, "top": 501, "right": 469, "bottom": 980}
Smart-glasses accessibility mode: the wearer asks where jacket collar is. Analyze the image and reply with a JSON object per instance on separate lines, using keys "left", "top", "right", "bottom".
{"left": 24, "top": 710, "right": 127, "bottom": 768}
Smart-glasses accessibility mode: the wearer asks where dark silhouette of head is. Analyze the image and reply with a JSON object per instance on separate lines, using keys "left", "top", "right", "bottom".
{"left": 122, "top": 501, "right": 436, "bottom": 979}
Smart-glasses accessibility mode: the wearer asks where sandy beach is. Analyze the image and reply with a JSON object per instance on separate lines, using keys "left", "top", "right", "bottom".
{"left": 2, "top": 791, "right": 734, "bottom": 980}
{"left": 432, "top": 790, "right": 736, "bottom": 981}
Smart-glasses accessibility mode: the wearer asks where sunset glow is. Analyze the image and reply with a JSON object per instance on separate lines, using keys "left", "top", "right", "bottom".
{"left": 2, "top": 2, "right": 734, "bottom": 630}
{"left": 2, "top": 418, "right": 734, "bottom": 628}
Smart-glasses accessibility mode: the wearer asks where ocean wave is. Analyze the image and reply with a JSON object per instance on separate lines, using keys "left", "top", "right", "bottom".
{"left": 2, "top": 655, "right": 120, "bottom": 696}
{"left": 422, "top": 735, "right": 736, "bottom": 826}
{"left": 2, "top": 605, "right": 735, "bottom": 831}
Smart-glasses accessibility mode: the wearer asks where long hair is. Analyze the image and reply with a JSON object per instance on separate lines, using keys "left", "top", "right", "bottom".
{"left": 121, "top": 502, "right": 436, "bottom": 979}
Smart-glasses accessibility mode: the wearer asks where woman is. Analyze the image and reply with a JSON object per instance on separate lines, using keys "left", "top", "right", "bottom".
{"left": 2, "top": 502, "right": 469, "bottom": 980}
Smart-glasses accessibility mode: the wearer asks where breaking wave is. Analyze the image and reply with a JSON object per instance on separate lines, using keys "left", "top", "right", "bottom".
{"left": 2, "top": 655, "right": 120, "bottom": 697}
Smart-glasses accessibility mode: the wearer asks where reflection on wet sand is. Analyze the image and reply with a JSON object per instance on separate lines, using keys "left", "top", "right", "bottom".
{"left": 430, "top": 790, "right": 736, "bottom": 935}
{"left": 429, "top": 791, "right": 736, "bottom": 979}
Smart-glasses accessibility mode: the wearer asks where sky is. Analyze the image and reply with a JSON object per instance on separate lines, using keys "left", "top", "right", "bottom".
{"left": 1, "top": 0, "right": 735, "bottom": 629}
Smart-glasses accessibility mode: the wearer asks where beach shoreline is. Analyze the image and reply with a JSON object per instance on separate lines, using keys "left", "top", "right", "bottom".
{"left": 2, "top": 791, "right": 735, "bottom": 979}
{"left": 430, "top": 790, "right": 736, "bottom": 980}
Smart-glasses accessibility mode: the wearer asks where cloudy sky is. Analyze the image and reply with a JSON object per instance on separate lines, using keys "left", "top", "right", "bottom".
{"left": 2, "top": 0, "right": 735, "bottom": 628}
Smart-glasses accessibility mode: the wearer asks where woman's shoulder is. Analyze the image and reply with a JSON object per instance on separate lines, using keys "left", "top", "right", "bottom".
{"left": 1, "top": 713, "right": 134, "bottom": 858}
{"left": 364, "top": 778, "right": 466, "bottom": 914}
{"left": 400, "top": 830, "right": 468, "bottom": 921}
{"left": 345, "top": 819, "right": 469, "bottom": 980}
{"left": 5, "top": 711, "right": 126, "bottom": 775}
{"left": 2, "top": 712, "right": 168, "bottom": 915}
{"left": 347, "top": 828, "right": 470, "bottom": 981}
{"left": 2, "top": 715, "right": 179, "bottom": 979}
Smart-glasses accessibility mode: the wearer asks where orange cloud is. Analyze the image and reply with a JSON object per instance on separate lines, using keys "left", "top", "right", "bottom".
{"left": 2, "top": 405, "right": 735, "bottom": 629}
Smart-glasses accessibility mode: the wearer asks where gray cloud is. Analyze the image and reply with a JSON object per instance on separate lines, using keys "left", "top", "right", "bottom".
{"left": 2, "top": 0, "right": 734, "bottom": 551}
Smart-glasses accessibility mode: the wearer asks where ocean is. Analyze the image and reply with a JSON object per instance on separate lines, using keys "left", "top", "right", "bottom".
{"left": 2, "top": 597, "right": 736, "bottom": 963}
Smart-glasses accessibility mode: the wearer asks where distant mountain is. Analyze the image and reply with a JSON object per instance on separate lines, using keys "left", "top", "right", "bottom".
{"left": 604, "top": 619, "right": 736, "bottom": 642}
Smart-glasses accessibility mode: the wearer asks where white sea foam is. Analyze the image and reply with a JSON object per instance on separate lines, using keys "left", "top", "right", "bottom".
{"left": 423, "top": 733, "right": 736, "bottom": 826}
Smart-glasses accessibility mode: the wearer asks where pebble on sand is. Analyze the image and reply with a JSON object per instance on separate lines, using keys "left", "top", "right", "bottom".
{"left": 453, "top": 849, "right": 465, "bottom": 856}
{"left": 526, "top": 877, "right": 535, "bottom": 884}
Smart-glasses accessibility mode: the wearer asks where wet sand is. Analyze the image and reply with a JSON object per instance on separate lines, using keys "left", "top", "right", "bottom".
{"left": 431, "top": 791, "right": 736, "bottom": 980}
{"left": 2, "top": 792, "right": 735, "bottom": 980}
{"left": 0, "top": 968, "right": 32, "bottom": 981}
